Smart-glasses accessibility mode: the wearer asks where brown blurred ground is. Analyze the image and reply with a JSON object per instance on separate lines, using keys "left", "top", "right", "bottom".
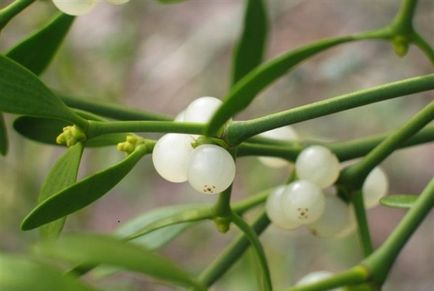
{"left": 0, "top": 0, "right": 433, "bottom": 290}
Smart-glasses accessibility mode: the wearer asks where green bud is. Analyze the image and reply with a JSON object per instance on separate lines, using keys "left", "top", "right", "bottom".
{"left": 392, "top": 36, "right": 409, "bottom": 57}
{"left": 56, "top": 125, "right": 86, "bottom": 147}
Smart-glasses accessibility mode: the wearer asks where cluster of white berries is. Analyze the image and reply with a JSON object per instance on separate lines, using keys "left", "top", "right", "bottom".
{"left": 152, "top": 97, "right": 236, "bottom": 195}
{"left": 52, "top": 0, "right": 129, "bottom": 16}
{"left": 264, "top": 128, "right": 389, "bottom": 238}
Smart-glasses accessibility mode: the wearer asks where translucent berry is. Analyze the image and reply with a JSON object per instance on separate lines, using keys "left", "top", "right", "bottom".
{"left": 152, "top": 134, "right": 194, "bottom": 183}
{"left": 258, "top": 126, "right": 299, "bottom": 168}
{"left": 187, "top": 144, "right": 235, "bottom": 194}
{"left": 106, "top": 0, "right": 129, "bottom": 4}
{"left": 183, "top": 97, "right": 222, "bottom": 123}
{"left": 296, "top": 145, "right": 340, "bottom": 188}
{"left": 362, "top": 167, "right": 389, "bottom": 208}
{"left": 265, "top": 186, "right": 300, "bottom": 230}
{"left": 281, "top": 180, "right": 325, "bottom": 225}
{"left": 296, "top": 271, "right": 343, "bottom": 291}
{"left": 175, "top": 110, "right": 185, "bottom": 122}
{"left": 52, "top": 0, "right": 97, "bottom": 16}
{"left": 308, "top": 194, "right": 353, "bottom": 238}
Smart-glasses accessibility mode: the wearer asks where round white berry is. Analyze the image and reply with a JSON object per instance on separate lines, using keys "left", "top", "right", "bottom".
{"left": 265, "top": 186, "right": 300, "bottom": 230}
{"left": 295, "top": 145, "right": 340, "bottom": 188}
{"left": 258, "top": 126, "right": 299, "bottom": 168}
{"left": 106, "top": 0, "right": 129, "bottom": 4}
{"left": 308, "top": 194, "right": 353, "bottom": 238}
{"left": 52, "top": 0, "right": 97, "bottom": 16}
{"left": 183, "top": 96, "right": 222, "bottom": 123}
{"left": 187, "top": 144, "right": 235, "bottom": 194}
{"left": 152, "top": 134, "right": 194, "bottom": 183}
{"left": 362, "top": 167, "right": 389, "bottom": 208}
{"left": 296, "top": 271, "right": 343, "bottom": 291}
{"left": 281, "top": 180, "right": 325, "bottom": 225}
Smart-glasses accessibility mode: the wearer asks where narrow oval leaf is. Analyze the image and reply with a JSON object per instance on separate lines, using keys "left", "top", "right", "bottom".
{"left": 207, "top": 36, "right": 353, "bottom": 135}
{"left": 0, "top": 55, "right": 87, "bottom": 127}
{"left": 0, "top": 255, "right": 98, "bottom": 291}
{"left": 380, "top": 195, "right": 417, "bottom": 208}
{"left": 122, "top": 204, "right": 213, "bottom": 242}
{"left": 39, "top": 143, "right": 84, "bottom": 239}
{"left": 6, "top": 13, "right": 74, "bottom": 75}
{"left": 13, "top": 116, "right": 127, "bottom": 147}
{"left": 21, "top": 145, "right": 148, "bottom": 230}
{"left": 34, "top": 234, "right": 204, "bottom": 289}
{"left": 231, "top": 0, "right": 268, "bottom": 85}
{"left": 0, "top": 113, "right": 7, "bottom": 155}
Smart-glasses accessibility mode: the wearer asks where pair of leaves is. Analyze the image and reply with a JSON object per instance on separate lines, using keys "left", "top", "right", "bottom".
{"left": 0, "top": 255, "right": 97, "bottom": 291}
{"left": 21, "top": 145, "right": 148, "bottom": 230}
{"left": 34, "top": 234, "right": 204, "bottom": 290}
{"left": 0, "top": 13, "right": 76, "bottom": 155}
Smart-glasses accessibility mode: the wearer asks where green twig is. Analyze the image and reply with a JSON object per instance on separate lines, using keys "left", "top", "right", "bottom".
{"left": 0, "top": 0, "right": 35, "bottom": 30}
{"left": 225, "top": 74, "right": 434, "bottom": 145}
{"left": 230, "top": 212, "right": 272, "bottom": 291}
{"left": 353, "top": 191, "right": 374, "bottom": 256}
{"left": 363, "top": 178, "right": 434, "bottom": 285}
{"left": 197, "top": 211, "right": 270, "bottom": 288}
{"left": 340, "top": 101, "right": 434, "bottom": 188}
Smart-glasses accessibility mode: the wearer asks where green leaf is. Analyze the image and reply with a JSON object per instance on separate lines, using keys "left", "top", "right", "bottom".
{"left": 117, "top": 204, "right": 211, "bottom": 248}
{"left": 157, "top": 0, "right": 186, "bottom": 4}
{"left": 0, "top": 255, "right": 98, "bottom": 291}
{"left": 6, "top": 13, "right": 74, "bottom": 75}
{"left": 231, "top": 0, "right": 268, "bottom": 85}
{"left": 34, "top": 234, "right": 204, "bottom": 290}
{"left": 380, "top": 195, "right": 417, "bottom": 209}
{"left": 207, "top": 36, "right": 353, "bottom": 136}
{"left": 21, "top": 145, "right": 148, "bottom": 230}
{"left": 0, "top": 55, "right": 87, "bottom": 128}
{"left": 13, "top": 116, "right": 127, "bottom": 147}
{"left": 38, "top": 143, "right": 84, "bottom": 239}
{"left": 0, "top": 113, "right": 7, "bottom": 155}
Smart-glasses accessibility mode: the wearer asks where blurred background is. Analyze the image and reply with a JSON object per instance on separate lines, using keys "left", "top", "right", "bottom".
{"left": 0, "top": 0, "right": 433, "bottom": 290}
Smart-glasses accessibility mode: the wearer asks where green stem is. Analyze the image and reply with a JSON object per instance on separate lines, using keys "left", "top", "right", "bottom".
{"left": 213, "top": 186, "right": 233, "bottom": 233}
{"left": 390, "top": 0, "right": 418, "bottom": 34}
{"left": 230, "top": 212, "right": 272, "bottom": 291}
{"left": 232, "top": 188, "right": 271, "bottom": 214}
{"left": 225, "top": 73, "right": 434, "bottom": 145}
{"left": 363, "top": 178, "right": 434, "bottom": 285}
{"left": 412, "top": 32, "right": 434, "bottom": 65}
{"left": 86, "top": 120, "right": 205, "bottom": 138}
{"left": 353, "top": 191, "right": 374, "bottom": 256}
{"left": 197, "top": 211, "right": 270, "bottom": 288}
{"left": 340, "top": 101, "right": 434, "bottom": 188}
{"left": 0, "top": 0, "right": 35, "bottom": 29}
{"left": 283, "top": 266, "right": 369, "bottom": 291}
{"left": 236, "top": 126, "right": 434, "bottom": 162}
{"left": 60, "top": 95, "right": 171, "bottom": 121}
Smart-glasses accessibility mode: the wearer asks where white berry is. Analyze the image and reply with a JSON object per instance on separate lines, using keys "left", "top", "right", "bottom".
{"left": 106, "top": 0, "right": 129, "bottom": 4}
{"left": 52, "top": 0, "right": 97, "bottom": 16}
{"left": 152, "top": 134, "right": 194, "bottom": 183}
{"left": 183, "top": 97, "right": 222, "bottom": 123}
{"left": 296, "top": 145, "right": 340, "bottom": 188}
{"left": 296, "top": 271, "right": 343, "bottom": 291}
{"left": 362, "top": 167, "right": 389, "bottom": 208}
{"left": 258, "top": 126, "right": 299, "bottom": 168}
{"left": 265, "top": 186, "right": 300, "bottom": 230}
{"left": 308, "top": 194, "right": 353, "bottom": 238}
{"left": 187, "top": 144, "right": 235, "bottom": 194}
{"left": 281, "top": 180, "right": 325, "bottom": 225}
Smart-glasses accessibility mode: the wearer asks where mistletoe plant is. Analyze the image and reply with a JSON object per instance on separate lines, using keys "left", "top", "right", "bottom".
{"left": 0, "top": 0, "right": 433, "bottom": 290}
